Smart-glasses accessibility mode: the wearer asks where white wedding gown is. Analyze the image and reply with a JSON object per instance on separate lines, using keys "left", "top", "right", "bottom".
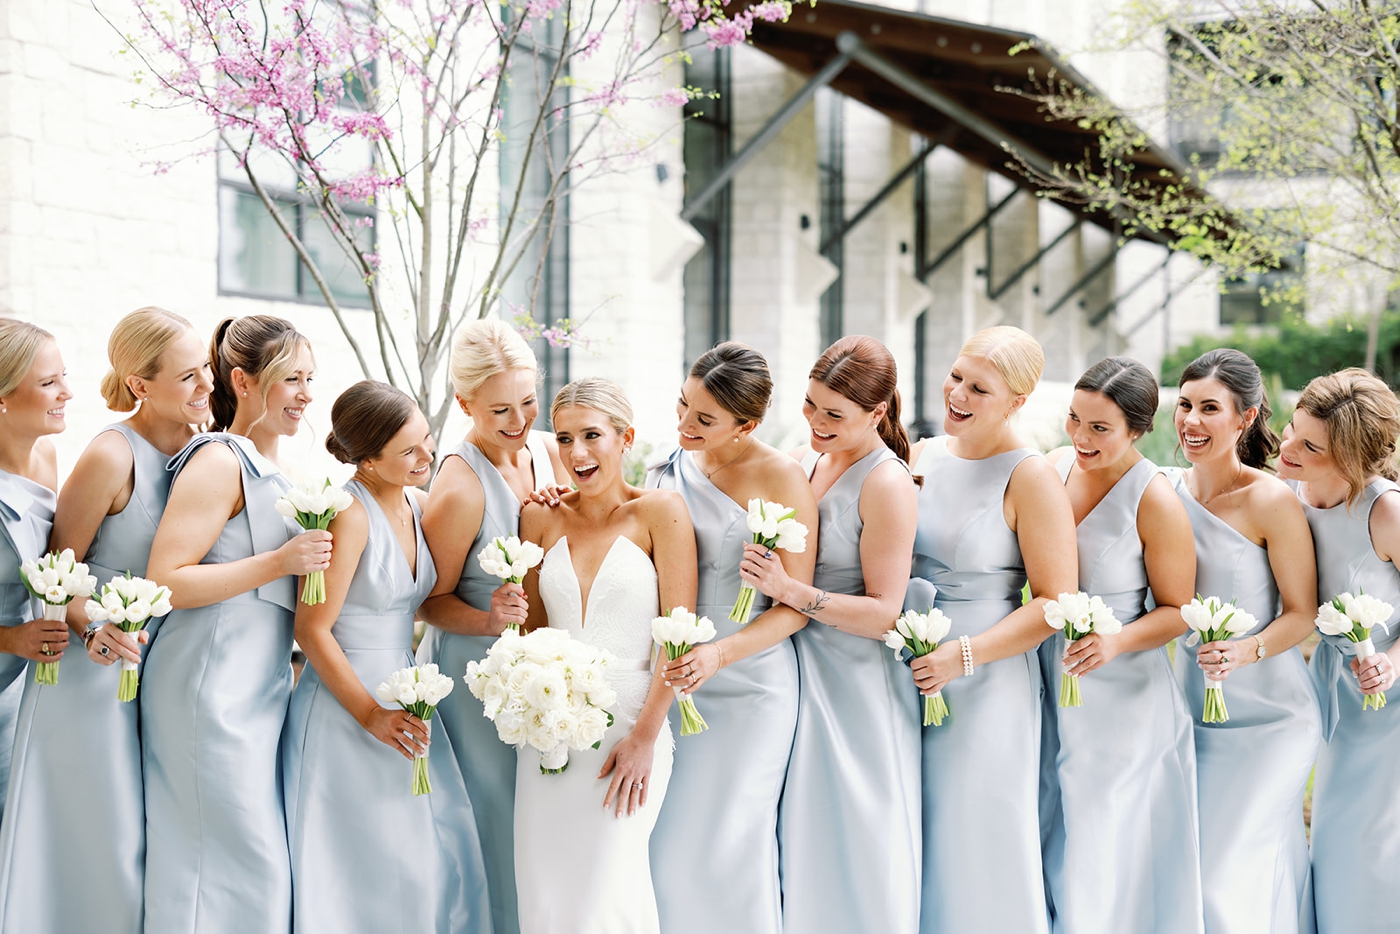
{"left": 515, "top": 535, "right": 673, "bottom": 934}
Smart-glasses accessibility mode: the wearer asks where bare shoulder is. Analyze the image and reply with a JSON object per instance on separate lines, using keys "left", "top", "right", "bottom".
{"left": 1138, "top": 471, "right": 1189, "bottom": 526}
{"left": 1246, "top": 469, "right": 1304, "bottom": 516}
{"left": 752, "top": 444, "right": 813, "bottom": 488}
{"left": 786, "top": 444, "right": 811, "bottom": 462}
{"left": 1371, "top": 485, "right": 1400, "bottom": 527}
{"left": 1008, "top": 451, "right": 1062, "bottom": 492}
{"left": 635, "top": 487, "right": 689, "bottom": 521}
{"left": 426, "top": 451, "right": 483, "bottom": 505}
{"left": 1046, "top": 445, "right": 1072, "bottom": 467}
{"left": 333, "top": 497, "right": 370, "bottom": 537}
{"left": 66, "top": 429, "right": 133, "bottom": 488}
{"left": 862, "top": 456, "right": 917, "bottom": 500}
{"left": 182, "top": 437, "right": 240, "bottom": 478}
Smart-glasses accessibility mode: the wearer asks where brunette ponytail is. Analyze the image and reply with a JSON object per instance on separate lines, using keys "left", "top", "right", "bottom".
{"left": 809, "top": 336, "right": 912, "bottom": 466}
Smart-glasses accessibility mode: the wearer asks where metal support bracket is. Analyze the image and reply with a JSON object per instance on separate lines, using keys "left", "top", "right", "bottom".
{"left": 819, "top": 126, "right": 957, "bottom": 255}
{"left": 919, "top": 187, "right": 1019, "bottom": 281}
{"left": 1123, "top": 265, "right": 1208, "bottom": 337}
{"left": 1088, "top": 251, "right": 1172, "bottom": 327}
{"left": 1045, "top": 247, "right": 1118, "bottom": 316}
{"left": 988, "top": 219, "right": 1081, "bottom": 301}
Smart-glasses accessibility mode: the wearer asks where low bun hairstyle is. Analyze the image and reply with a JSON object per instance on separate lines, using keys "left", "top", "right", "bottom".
{"left": 1178, "top": 348, "right": 1280, "bottom": 470}
{"left": 450, "top": 318, "right": 538, "bottom": 402}
{"left": 326, "top": 381, "right": 418, "bottom": 465}
{"left": 100, "top": 307, "right": 195, "bottom": 412}
{"left": 1074, "top": 356, "right": 1159, "bottom": 436}
{"left": 690, "top": 342, "right": 772, "bottom": 425}
{"left": 1296, "top": 368, "right": 1400, "bottom": 508}
{"left": 209, "top": 315, "right": 311, "bottom": 432}
{"left": 958, "top": 326, "right": 1045, "bottom": 397}
{"left": 809, "top": 336, "right": 910, "bottom": 464}
{"left": 0, "top": 318, "right": 54, "bottom": 398}
{"left": 550, "top": 378, "right": 633, "bottom": 433}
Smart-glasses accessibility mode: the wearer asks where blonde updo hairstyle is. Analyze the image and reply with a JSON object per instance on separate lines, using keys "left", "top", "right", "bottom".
{"left": 450, "top": 318, "right": 538, "bottom": 403}
{"left": 958, "top": 325, "right": 1045, "bottom": 397}
{"left": 550, "top": 377, "right": 633, "bottom": 433}
{"left": 100, "top": 307, "right": 196, "bottom": 412}
{"left": 1296, "top": 367, "right": 1400, "bottom": 508}
{"left": 209, "top": 315, "right": 311, "bottom": 432}
{"left": 0, "top": 318, "right": 55, "bottom": 398}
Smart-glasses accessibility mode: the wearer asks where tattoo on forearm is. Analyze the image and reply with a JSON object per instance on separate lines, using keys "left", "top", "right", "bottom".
{"left": 799, "top": 590, "right": 830, "bottom": 616}
{"left": 867, "top": 592, "right": 883, "bottom": 599}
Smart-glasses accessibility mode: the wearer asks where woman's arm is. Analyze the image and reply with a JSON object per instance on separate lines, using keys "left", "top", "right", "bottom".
{"left": 1358, "top": 488, "right": 1400, "bottom": 693}
{"left": 517, "top": 502, "right": 554, "bottom": 633}
{"left": 49, "top": 430, "right": 132, "bottom": 639}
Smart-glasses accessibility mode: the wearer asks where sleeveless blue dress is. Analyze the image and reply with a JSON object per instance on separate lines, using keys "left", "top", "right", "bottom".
{"left": 648, "top": 448, "right": 797, "bottom": 934}
{"left": 778, "top": 446, "right": 921, "bottom": 934}
{"left": 1169, "top": 469, "right": 1320, "bottom": 934}
{"left": 0, "top": 424, "right": 169, "bottom": 933}
{"left": 141, "top": 433, "right": 299, "bottom": 934}
{"left": 284, "top": 481, "right": 491, "bottom": 934}
{"left": 911, "top": 436, "right": 1047, "bottom": 934}
{"left": 1038, "top": 458, "right": 1203, "bottom": 934}
{"left": 416, "top": 431, "right": 552, "bottom": 934}
{"left": 1295, "top": 478, "right": 1400, "bottom": 934}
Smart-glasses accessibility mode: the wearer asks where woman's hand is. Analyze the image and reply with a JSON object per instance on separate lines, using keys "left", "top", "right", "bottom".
{"left": 1197, "top": 639, "right": 1254, "bottom": 681}
{"left": 278, "top": 529, "right": 333, "bottom": 577}
{"left": 660, "top": 643, "right": 722, "bottom": 694}
{"left": 88, "top": 626, "right": 147, "bottom": 667}
{"left": 486, "top": 582, "right": 528, "bottom": 635}
{"left": 524, "top": 484, "right": 572, "bottom": 507}
{"left": 910, "top": 641, "right": 963, "bottom": 696}
{"left": 360, "top": 707, "right": 430, "bottom": 761}
{"left": 599, "top": 730, "right": 656, "bottom": 817}
{"left": 1062, "top": 632, "right": 1121, "bottom": 677}
{"left": 1352, "top": 651, "right": 1397, "bottom": 695}
{"left": 5, "top": 617, "right": 70, "bottom": 663}
{"left": 739, "top": 543, "right": 792, "bottom": 602}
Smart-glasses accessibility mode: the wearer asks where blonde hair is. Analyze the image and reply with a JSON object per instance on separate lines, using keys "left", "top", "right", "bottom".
{"left": 550, "top": 377, "right": 633, "bottom": 432}
{"left": 0, "top": 318, "right": 55, "bottom": 398}
{"left": 209, "top": 315, "right": 311, "bottom": 432}
{"left": 450, "top": 318, "right": 538, "bottom": 401}
{"left": 1296, "top": 368, "right": 1400, "bottom": 508}
{"left": 958, "top": 326, "right": 1045, "bottom": 396}
{"left": 101, "top": 307, "right": 196, "bottom": 412}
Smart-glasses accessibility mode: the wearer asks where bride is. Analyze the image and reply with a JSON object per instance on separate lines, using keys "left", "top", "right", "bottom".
{"left": 515, "top": 378, "right": 697, "bottom": 934}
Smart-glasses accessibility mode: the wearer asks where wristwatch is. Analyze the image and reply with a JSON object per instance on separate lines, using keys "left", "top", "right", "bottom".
{"left": 1253, "top": 634, "right": 1267, "bottom": 660}
{"left": 81, "top": 623, "right": 101, "bottom": 649}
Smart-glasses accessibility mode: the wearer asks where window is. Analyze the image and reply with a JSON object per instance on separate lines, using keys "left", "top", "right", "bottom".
{"left": 816, "top": 87, "right": 845, "bottom": 349}
{"left": 682, "top": 44, "right": 731, "bottom": 371}
{"left": 1219, "top": 243, "right": 1305, "bottom": 325}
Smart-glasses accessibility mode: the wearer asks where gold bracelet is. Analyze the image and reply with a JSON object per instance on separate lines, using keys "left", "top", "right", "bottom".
{"left": 716, "top": 641, "right": 726, "bottom": 670}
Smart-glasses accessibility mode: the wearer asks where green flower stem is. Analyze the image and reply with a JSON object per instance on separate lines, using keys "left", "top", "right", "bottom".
{"left": 296, "top": 510, "right": 336, "bottom": 606}
{"left": 728, "top": 584, "right": 756, "bottom": 624}
{"left": 411, "top": 755, "right": 432, "bottom": 795}
{"left": 1203, "top": 685, "right": 1229, "bottom": 723}
{"left": 924, "top": 691, "right": 949, "bottom": 727}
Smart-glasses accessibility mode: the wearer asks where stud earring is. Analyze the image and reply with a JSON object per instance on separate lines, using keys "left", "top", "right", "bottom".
{"left": 733, "top": 437, "right": 740, "bottom": 443}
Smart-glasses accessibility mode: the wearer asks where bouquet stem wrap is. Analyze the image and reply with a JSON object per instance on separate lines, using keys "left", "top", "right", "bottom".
{"left": 670, "top": 681, "right": 708, "bottom": 736}
{"left": 412, "top": 719, "right": 433, "bottom": 795}
{"left": 540, "top": 743, "right": 569, "bottom": 774}
{"left": 1353, "top": 636, "right": 1387, "bottom": 711}
{"left": 1202, "top": 675, "right": 1229, "bottom": 723}
{"left": 116, "top": 623, "right": 144, "bottom": 703}
{"left": 924, "top": 690, "right": 949, "bottom": 727}
{"left": 1059, "top": 635, "right": 1083, "bottom": 708}
{"left": 35, "top": 603, "right": 65, "bottom": 686}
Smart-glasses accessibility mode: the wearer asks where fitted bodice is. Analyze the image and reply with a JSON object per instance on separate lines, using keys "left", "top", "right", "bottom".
{"left": 1168, "top": 468, "right": 1277, "bottom": 633}
{"left": 86, "top": 424, "right": 173, "bottom": 581}
{"left": 0, "top": 469, "right": 55, "bottom": 627}
{"left": 802, "top": 446, "right": 902, "bottom": 597}
{"left": 336, "top": 481, "right": 438, "bottom": 652}
{"left": 1061, "top": 456, "right": 1156, "bottom": 624}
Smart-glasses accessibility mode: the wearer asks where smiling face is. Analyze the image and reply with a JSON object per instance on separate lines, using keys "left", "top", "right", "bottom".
{"left": 462, "top": 368, "right": 539, "bottom": 452}
{"left": 1175, "top": 376, "right": 1253, "bottom": 465}
{"left": 1065, "top": 389, "right": 1139, "bottom": 471}
{"left": 363, "top": 408, "right": 436, "bottom": 488}
{"left": 237, "top": 343, "right": 315, "bottom": 438}
{"left": 942, "top": 354, "right": 1022, "bottom": 437}
{"left": 554, "top": 405, "right": 632, "bottom": 489}
{"left": 1, "top": 339, "right": 72, "bottom": 438}
{"left": 676, "top": 376, "right": 748, "bottom": 451}
{"left": 134, "top": 328, "right": 213, "bottom": 426}
{"left": 1277, "top": 407, "right": 1334, "bottom": 482}
{"left": 801, "top": 379, "right": 883, "bottom": 453}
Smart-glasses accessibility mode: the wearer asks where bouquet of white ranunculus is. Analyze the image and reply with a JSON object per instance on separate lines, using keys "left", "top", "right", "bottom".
{"left": 884, "top": 607, "right": 954, "bottom": 726}
{"left": 1182, "top": 595, "right": 1258, "bottom": 723}
{"left": 477, "top": 536, "right": 546, "bottom": 632}
{"left": 19, "top": 549, "right": 98, "bottom": 685}
{"left": 1316, "top": 590, "right": 1394, "bottom": 711}
{"left": 274, "top": 478, "right": 354, "bottom": 605}
{"left": 375, "top": 664, "right": 455, "bottom": 795}
{"left": 82, "top": 574, "right": 172, "bottom": 701}
{"left": 465, "top": 627, "right": 617, "bottom": 774}
{"left": 1044, "top": 591, "right": 1122, "bottom": 708}
{"left": 730, "top": 499, "right": 807, "bottom": 624}
{"left": 652, "top": 607, "right": 717, "bottom": 736}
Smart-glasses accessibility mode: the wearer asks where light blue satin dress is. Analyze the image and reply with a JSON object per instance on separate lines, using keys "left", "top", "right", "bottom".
{"left": 1038, "top": 458, "right": 1203, "bottom": 934}
{"left": 284, "top": 481, "right": 491, "bottom": 934}
{"left": 911, "top": 436, "right": 1047, "bottom": 934}
{"left": 1169, "top": 469, "right": 1320, "bottom": 934}
{"left": 142, "top": 433, "right": 298, "bottom": 934}
{"left": 416, "top": 431, "right": 552, "bottom": 934}
{"left": 778, "top": 446, "right": 921, "bottom": 934}
{"left": 1296, "top": 478, "right": 1400, "bottom": 934}
{"left": 647, "top": 448, "right": 797, "bottom": 934}
{"left": 0, "top": 424, "right": 169, "bottom": 934}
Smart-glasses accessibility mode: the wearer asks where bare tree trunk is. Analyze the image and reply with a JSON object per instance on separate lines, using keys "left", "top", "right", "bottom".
{"left": 1366, "top": 300, "right": 1383, "bottom": 373}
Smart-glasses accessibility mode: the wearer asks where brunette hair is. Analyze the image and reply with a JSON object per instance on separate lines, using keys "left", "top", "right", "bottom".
{"left": 326, "top": 381, "right": 419, "bottom": 465}
{"left": 1075, "top": 356, "right": 1159, "bottom": 436}
{"left": 958, "top": 326, "right": 1044, "bottom": 396}
{"left": 809, "top": 336, "right": 910, "bottom": 463}
{"left": 1178, "top": 348, "right": 1279, "bottom": 470}
{"left": 208, "top": 315, "right": 311, "bottom": 432}
{"left": 690, "top": 342, "right": 772, "bottom": 425}
{"left": 450, "top": 318, "right": 538, "bottom": 402}
{"left": 100, "top": 307, "right": 195, "bottom": 412}
{"left": 550, "top": 378, "right": 633, "bottom": 432}
{"left": 0, "top": 318, "right": 54, "bottom": 398}
{"left": 1296, "top": 368, "right": 1400, "bottom": 507}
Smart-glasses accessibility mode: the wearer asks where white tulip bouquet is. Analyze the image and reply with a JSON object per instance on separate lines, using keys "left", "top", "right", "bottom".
{"left": 1182, "top": 595, "right": 1258, "bottom": 723}
{"left": 1044, "top": 592, "right": 1122, "bottom": 708}
{"left": 19, "top": 549, "right": 97, "bottom": 685}
{"left": 652, "top": 607, "right": 717, "bottom": 736}
{"left": 465, "top": 627, "right": 617, "bottom": 774}
{"left": 82, "top": 574, "right": 172, "bottom": 701}
{"left": 274, "top": 479, "right": 355, "bottom": 605}
{"left": 476, "top": 536, "right": 546, "bottom": 632}
{"left": 730, "top": 499, "right": 807, "bottom": 623}
{"left": 884, "top": 608, "right": 954, "bottom": 726}
{"left": 1316, "top": 591, "right": 1394, "bottom": 711}
{"left": 375, "top": 664, "right": 455, "bottom": 795}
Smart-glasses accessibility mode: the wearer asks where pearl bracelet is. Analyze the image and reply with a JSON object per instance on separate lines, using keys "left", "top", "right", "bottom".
{"left": 959, "top": 634, "right": 974, "bottom": 677}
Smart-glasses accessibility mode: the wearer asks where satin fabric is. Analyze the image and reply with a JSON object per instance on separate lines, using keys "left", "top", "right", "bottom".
{"left": 416, "top": 432, "right": 552, "bottom": 934}
{"left": 141, "top": 434, "right": 299, "bottom": 934}
{"left": 647, "top": 448, "right": 796, "bottom": 934}
{"left": 1038, "top": 458, "right": 1203, "bottom": 934}
{"left": 779, "top": 447, "right": 921, "bottom": 934}
{"left": 911, "top": 437, "right": 1048, "bottom": 934}
{"left": 1295, "top": 478, "right": 1400, "bottom": 934}
{"left": 284, "top": 482, "right": 491, "bottom": 934}
{"left": 1169, "top": 469, "right": 1320, "bottom": 934}
{"left": 0, "top": 425, "right": 168, "bottom": 933}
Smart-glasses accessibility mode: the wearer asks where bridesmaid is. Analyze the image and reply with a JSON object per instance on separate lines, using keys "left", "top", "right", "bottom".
{"left": 905, "top": 325, "right": 1077, "bottom": 934}
{"left": 752, "top": 336, "right": 920, "bottom": 934}
{"left": 1038, "top": 357, "right": 1203, "bottom": 934}
{"left": 0, "top": 319, "right": 71, "bottom": 811}
{"left": 1275, "top": 368, "right": 1400, "bottom": 934}
{"left": 0, "top": 308, "right": 210, "bottom": 934}
{"left": 1169, "top": 348, "right": 1319, "bottom": 934}
{"left": 648, "top": 342, "right": 818, "bottom": 934}
{"left": 418, "top": 318, "right": 567, "bottom": 934}
{"left": 283, "top": 381, "right": 491, "bottom": 934}
{"left": 142, "top": 315, "right": 331, "bottom": 934}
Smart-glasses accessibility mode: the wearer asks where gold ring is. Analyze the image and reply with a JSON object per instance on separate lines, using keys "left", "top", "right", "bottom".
{"left": 40, "top": 642, "right": 50, "bottom": 656}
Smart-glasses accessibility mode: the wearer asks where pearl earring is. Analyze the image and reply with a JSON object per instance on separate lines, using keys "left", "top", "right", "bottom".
{"left": 733, "top": 437, "right": 740, "bottom": 443}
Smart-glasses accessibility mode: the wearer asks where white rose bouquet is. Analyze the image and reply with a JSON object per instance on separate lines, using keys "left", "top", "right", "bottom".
{"left": 730, "top": 499, "right": 807, "bottom": 623}
{"left": 1044, "top": 592, "right": 1122, "bottom": 708}
{"left": 465, "top": 627, "right": 617, "bottom": 774}
{"left": 1316, "top": 590, "right": 1394, "bottom": 711}
{"left": 476, "top": 536, "right": 546, "bottom": 632}
{"left": 19, "top": 549, "right": 97, "bottom": 685}
{"left": 82, "top": 574, "right": 172, "bottom": 701}
{"left": 1182, "top": 595, "right": 1258, "bottom": 723}
{"left": 884, "top": 607, "right": 954, "bottom": 726}
{"left": 274, "top": 478, "right": 354, "bottom": 605}
{"left": 375, "top": 664, "right": 455, "bottom": 795}
{"left": 652, "top": 607, "right": 717, "bottom": 736}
